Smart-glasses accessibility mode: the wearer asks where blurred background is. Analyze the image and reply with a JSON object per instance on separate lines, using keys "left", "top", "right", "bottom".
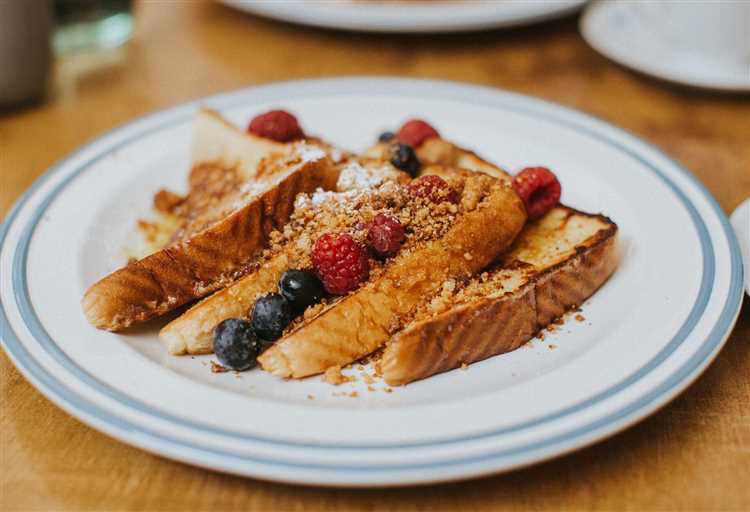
{"left": 2, "top": 1, "right": 748, "bottom": 216}
{"left": 1, "top": 1, "right": 749, "bottom": 510}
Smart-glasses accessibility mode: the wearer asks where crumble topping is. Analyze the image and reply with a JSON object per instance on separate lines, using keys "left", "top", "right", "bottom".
{"left": 263, "top": 172, "right": 470, "bottom": 277}
{"left": 323, "top": 365, "right": 353, "bottom": 385}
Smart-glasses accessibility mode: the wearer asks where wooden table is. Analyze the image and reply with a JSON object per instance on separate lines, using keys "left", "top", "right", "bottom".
{"left": 2, "top": 2, "right": 748, "bottom": 510}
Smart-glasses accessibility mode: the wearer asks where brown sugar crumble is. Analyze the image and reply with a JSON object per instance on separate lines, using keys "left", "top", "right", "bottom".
{"left": 323, "top": 365, "right": 353, "bottom": 385}
{"left": 210, "top": 361, "right": 228, "bottom": 373}
{"left": 575, "top": 314, "right": 585, "bottom": 322}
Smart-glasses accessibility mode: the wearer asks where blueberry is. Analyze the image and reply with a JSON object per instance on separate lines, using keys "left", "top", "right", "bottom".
{"left": 279, "top": 269, "right": 325, "bottom": 313}
{"left": 213, "top": 318, "right": 262, "bottom": 371}
{"left": 250, "top": 293, "right": 293, "bottom": 341}
{"left": 378, "top": 131, "right": 395, "bottom": 142}
{"left": 389, "top": 143, "right": 420, "bottom": 177}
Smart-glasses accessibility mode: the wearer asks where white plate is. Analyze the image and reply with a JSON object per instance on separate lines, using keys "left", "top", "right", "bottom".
{"left": 0, "top": 78, "right": 743, "bottom": 487}
{"left": 219, "top": 0, "right": 588, "bottom": 33}
{"left": 581, "top": 0, "right": 750, "bottom": 93}
{"left": 730, "top": 198, "right": 750, "bottom": 296}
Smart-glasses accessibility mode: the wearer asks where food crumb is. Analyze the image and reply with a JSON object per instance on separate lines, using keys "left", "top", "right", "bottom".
{"left": 307, "top": 394, "right": 315, "bottom": 400}
{"left": 538, "top": 332, "right": 546, "bottom": 341}
{"left": 323, "top": 365, "right": 353, "bottom": 385}
{"left": 548, "top": 344, "right": 558, "bottom": 350}
{"left": 384, "top": 387, "right": 393, "bottom": 393}
{"left": 210, "top": 361, "right": 228, "bottom": 373}
{"left": 349, "top": 391, "right": 359, "bottom": 398}
{"left": 367, "top": 386, "right": 376, "bottom": 392}
{"left": 575, "top": 314, "right": 585, "bottom": 322}
{"left": 460, "top": 362, "right": 468, "bottom": 371}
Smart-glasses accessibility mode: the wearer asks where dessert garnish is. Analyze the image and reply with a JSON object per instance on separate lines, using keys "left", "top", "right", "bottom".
{"left": 247, "top": 109, "right": 305, "bottom": 142}
{"left": 213, "top": 318, "right": 263, "bottom": 370}
{"left": 279, "top": 269, "right": 325, "bottom": 313}
{"left": 395, "top": 119, "right": 440, "bottom": 147}
{"left": 367, "top": 213, "right": 405, "bottom": 257}
{"left": 312, "top": 232, "right": 371, "bottom": 295}
{"left": 511, "top": 166, "right": 561, "bottom": 219}
{"left": 250, "top": 293, "right": 294, "bottom": 342}
{"left": 389, "top": 143, "right": 420, "bottom": 176}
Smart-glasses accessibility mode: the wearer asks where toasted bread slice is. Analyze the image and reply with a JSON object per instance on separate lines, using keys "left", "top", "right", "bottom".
{"left": 380, "top": 206, "right": 618, "bottom": 385}
{"left": 82, "top": 147, "right": 339, "bottom": 331}
{"left": 365, "top": 137, "right": 511, "bottom": 181}
{"left": 125, "top": 109, "right": 289, "bottom": 259}
{"left": 191, "top": 108, "right": 287, "bottom": 179}
{"left": 126, "top": 108, "right": 342, "bottom": 259}
{"left": 159, "top": 160, "right": 411, "bottom": 355}
{"left": 258, "top": 174, "right": 527, "bottom": 379}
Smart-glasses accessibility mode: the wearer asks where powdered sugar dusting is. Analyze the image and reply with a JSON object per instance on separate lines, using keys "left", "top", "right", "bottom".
{"left": 337, "top": 161, "right": 394, "bottom": 192}
{"left": 298, "top": 144, "right": 326, "bottom": 163}
{"left": 233, "top": 168, "right": 292, "bottom": 209}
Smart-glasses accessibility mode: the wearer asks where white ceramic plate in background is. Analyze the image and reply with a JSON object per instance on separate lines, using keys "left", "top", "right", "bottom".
{"left": 581, "top": 0, "right": 750, "bottom": 93}
{"left": 0, "top": 78, "right": 743, "bottom": 486}
{"left": 730, "top": 198, "right": 750, "bottom": 296}
{"left": 219, "top": 0, "right": 588, "bottom": 33}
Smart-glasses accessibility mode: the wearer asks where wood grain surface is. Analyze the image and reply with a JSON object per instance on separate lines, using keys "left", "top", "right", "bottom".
{"left": 1, "top": 2, "right": 748, "bottom": 510}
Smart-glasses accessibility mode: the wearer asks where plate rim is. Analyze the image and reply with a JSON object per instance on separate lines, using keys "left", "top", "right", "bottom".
{"left": 0, "top": 77, "right": 744, "bottom": 485}
{"left": 219, "top": 0, "right": 588, "bottom": 34}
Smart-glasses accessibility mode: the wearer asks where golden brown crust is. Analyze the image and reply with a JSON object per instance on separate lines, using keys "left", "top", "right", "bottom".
{"left": 160, "top": 251, "right": 291, "bottom": 355}
{"left": 258, "top": 177, "right": 527, "bottom": 379}
{"left": 380, "top": 209, "right": 618, "bottom": 386}
{"left": 82, "top": 157, "right": 339, "bottom": 331}
{"left": 159, "top": 160, "right": 411, "bottom": 354}
{"left": 364, "top": 138, "right": 512, "bottom": 182}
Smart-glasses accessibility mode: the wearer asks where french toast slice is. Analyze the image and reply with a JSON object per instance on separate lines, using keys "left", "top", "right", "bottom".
{"left": 364, "top": 137, "right": 511, "bottom": 181}
{"left": 380, "top": 206, "right": 618, "bottom": 386}
{"left": 82, "top": 146, "right": 339, "bottom": 331}
{"left": 125, "top": 109, "right": 290, "bottom": 259}
{"left": 127, "top": 108, "right": 347, "bottom": 259}
{"left": 159, "top": 160, "right": 410, "bottom": 355}
{"left": 258, "top": 173, "right": 527, "bottom": 379}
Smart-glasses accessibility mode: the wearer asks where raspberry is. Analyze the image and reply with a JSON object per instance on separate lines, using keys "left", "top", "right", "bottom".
{"left": 247, "top": 110, "right": 305, "bottom": 142}
{"left": 396, "top": 119, "right": 440, "bottom": 147}
{"left": 512, "top": 167, "right": 561, "bottom": 219}
{"left": 367, "top": 213, "right": 405, "bottom": 257}
{"left": 407, "top": 175, "right": 459, "bottom": 204}
{"left": 312, "top": 233, "right": 370, "bottom": 295}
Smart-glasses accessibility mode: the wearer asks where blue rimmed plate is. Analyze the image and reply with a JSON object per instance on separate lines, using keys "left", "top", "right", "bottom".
{"left": 0, "top": 78, "right": 743, "bottom": 486}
